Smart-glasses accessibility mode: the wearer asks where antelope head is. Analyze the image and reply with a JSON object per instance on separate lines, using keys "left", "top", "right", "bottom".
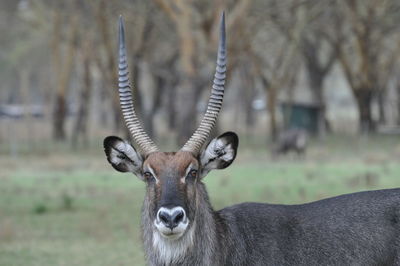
{"left": 103, "top": 13, "right": 238, "bottom": 240}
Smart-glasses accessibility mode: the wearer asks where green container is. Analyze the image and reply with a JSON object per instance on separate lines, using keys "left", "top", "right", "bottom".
{"left": 281, "top": 103, "right": 320, "bottom": 134}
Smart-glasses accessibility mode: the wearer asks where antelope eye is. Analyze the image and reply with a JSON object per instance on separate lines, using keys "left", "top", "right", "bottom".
{"left": 144, "top": 172, "right": 153, "bottom": 180}
{"left": 187, "top": 169, "right": 197, "bottom": 178}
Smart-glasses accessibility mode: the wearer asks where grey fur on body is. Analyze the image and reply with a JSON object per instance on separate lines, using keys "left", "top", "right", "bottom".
{"left": 142, "top": 186, "right": 400, "bottom": 266}
{"left": 105, "top": 133, "right": 400, "bottom": 265}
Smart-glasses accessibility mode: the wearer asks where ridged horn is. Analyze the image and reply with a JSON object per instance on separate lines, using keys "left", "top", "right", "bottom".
{"left": 181, "top": 12, "right": 227, "bottom": 154}
{"left": 118, "top": 16, "right": 159, "bottom": 155}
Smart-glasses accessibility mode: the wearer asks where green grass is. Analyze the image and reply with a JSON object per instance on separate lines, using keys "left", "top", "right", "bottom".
{"left": 1, "top": 135, "right": 400, "bottom": 265}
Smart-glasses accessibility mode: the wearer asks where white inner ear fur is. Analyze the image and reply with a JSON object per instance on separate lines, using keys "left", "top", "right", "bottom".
{"left": 110, "top": 140, "right": 142, "bottom": 173}
{"left": 200, "top": 137, "right": 235, "bottom": 176}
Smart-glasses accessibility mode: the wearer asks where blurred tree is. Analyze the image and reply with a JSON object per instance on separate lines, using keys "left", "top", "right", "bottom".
{"left": 154, "top": 0, "right": 251, "bottom": 145}
{"left": 94, "top": 0, "right": 171, "bottom": 140}
{"left": 72, "top": 38, "right": 93, "bottom": 147}
{"left": 126, "top": 2, "right": 166, "bottom": 139}
{"left": 4, "top": 0, "right": 400, "bottom": 148}
{"left": 299, "top": 0, "right": 337, "bottom": 137}
{"left": 328, "top": 0, "right": 400, "bottom": 133}
{"left": 239, "top": 62, "right": 257, "bottom": 129}
{"left": 251, "top": 0, "right": 305, "bottom": 140}
{"left": 71, "top": 0, "right": 94, "bottom": 146}
{"left": 95, "top": 0, "right": 122, "bottom": 132}
{"left": 397, "top": 79, "right": 400, "bottom": 125}
{"left": 52, "top": 2, "right": 79, "bottom": 140}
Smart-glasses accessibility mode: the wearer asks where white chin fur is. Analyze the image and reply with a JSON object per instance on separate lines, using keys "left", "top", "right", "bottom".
{"left": 152, "top": 219, "right": 195, "bottom": 265}
{"left": 154, "top": 218, "right": 189, "bottom": 240}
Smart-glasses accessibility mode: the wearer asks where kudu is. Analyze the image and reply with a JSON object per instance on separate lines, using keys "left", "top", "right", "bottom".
{"left": 104, "top": 14, "right": 400, "bottom": 266}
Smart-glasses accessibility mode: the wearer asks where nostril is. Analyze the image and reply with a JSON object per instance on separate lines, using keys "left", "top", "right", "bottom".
{"left": 159, "top": 212, "right": 170, "bottom": 225}
{"left": 157, "top": 208, "right": 186, "bottom": 230}
{"left": 172, "top": 210, "right": 185, "bottom": 224}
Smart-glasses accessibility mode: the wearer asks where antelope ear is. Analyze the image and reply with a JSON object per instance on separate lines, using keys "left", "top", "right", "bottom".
{"left": 103, "top": 136, "right": 143, "bottom": 178}
{"left": 200, "top": 132, "right": 239, "bottom": 178}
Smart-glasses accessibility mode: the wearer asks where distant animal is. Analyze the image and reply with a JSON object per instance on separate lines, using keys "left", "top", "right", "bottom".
{"left": 103, "top": 14, "right": 400, "bottom": 266}
{"left": 273, "top": 128, "right": 308, "bottom": 156}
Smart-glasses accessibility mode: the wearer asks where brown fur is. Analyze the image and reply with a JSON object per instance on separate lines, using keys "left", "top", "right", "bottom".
{"left": 142, "top": 151, "right": 200, "bottom": 221}
{"left": 144, "top": 151, "right": 199, "bottom": 181}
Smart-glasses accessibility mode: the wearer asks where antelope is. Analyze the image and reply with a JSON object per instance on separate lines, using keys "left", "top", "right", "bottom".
{"left": 103, "top": 14, "right": 400, "bottom": 266}
{"left": 273, "top": 128, "right": 308, "bottom": 156}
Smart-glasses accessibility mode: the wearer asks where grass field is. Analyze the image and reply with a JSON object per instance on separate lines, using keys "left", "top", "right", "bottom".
{"left": 1, "top": 135, "right": 400, "bottom": 266}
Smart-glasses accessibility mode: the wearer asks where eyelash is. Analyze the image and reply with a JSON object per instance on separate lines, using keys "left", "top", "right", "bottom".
{"left": 144, "top": 170, "right": 197, "bottom": 181}
{"left": 144, "top": 172, "right": 155, "bottom": 181}
{"left": 187, "top": 169, "right": 197, "bottom": 178}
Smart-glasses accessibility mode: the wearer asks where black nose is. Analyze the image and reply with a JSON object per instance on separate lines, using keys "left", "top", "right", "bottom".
{"left": 158, "top": 209, "right": 185, "bottom": 230}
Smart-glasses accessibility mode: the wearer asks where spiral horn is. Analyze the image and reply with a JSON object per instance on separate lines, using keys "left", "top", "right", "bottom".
{"left": 181, "top": 12, "right": 227, "bottom": 154}
{"left": 118, "top": 16, "right": 159, "bottom": 155}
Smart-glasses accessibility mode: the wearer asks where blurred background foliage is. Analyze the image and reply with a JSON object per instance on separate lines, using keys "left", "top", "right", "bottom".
{"left": 1, "top": 0, "right": 400, "bottom": 265}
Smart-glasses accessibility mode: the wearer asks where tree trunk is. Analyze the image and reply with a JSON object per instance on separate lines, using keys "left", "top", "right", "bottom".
{"left": 97, "top": 0, "right": 122, "bottom": 132}
{"left": 377, "top": 89, "right": 386, "bottom": 125}
{"left": 53, "top": 95, "right": 67, "bottom": 140}
{"left": 307, "top": 70, "right": 327, "bottom": 138}
{"left": 50, "top": 10, "right": 63, "bottom": 140}
{"left": 143, "top": 74, "right": 164, "bottom": 139}
{"left": 167, "top": 82, "right": 177, "bottom": 130}
{"left": 72, "top": 46, "right": 92, "bottom": 147}
{"left": 241, "top": 66, "right": 255, "bottom": 128}
{"left": 52, "top": 15, "right": 77, "bottom": 141}
{"left": 176, "top": 78, "right": 202, "bottom": 146}
{"left": 261, "top": 76, "right": 277, "bottom": 141}
{"left": 19, "top": 68, "right": 34, "bottom": 144}
{"left": 266, "top": 85, "right": 278, "bottom": 141}
{"left": 354, "top": 89, "right": 374, "bottom": 133}
{"left": 397, "top": 83, "right": 400, "bottom": 125}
